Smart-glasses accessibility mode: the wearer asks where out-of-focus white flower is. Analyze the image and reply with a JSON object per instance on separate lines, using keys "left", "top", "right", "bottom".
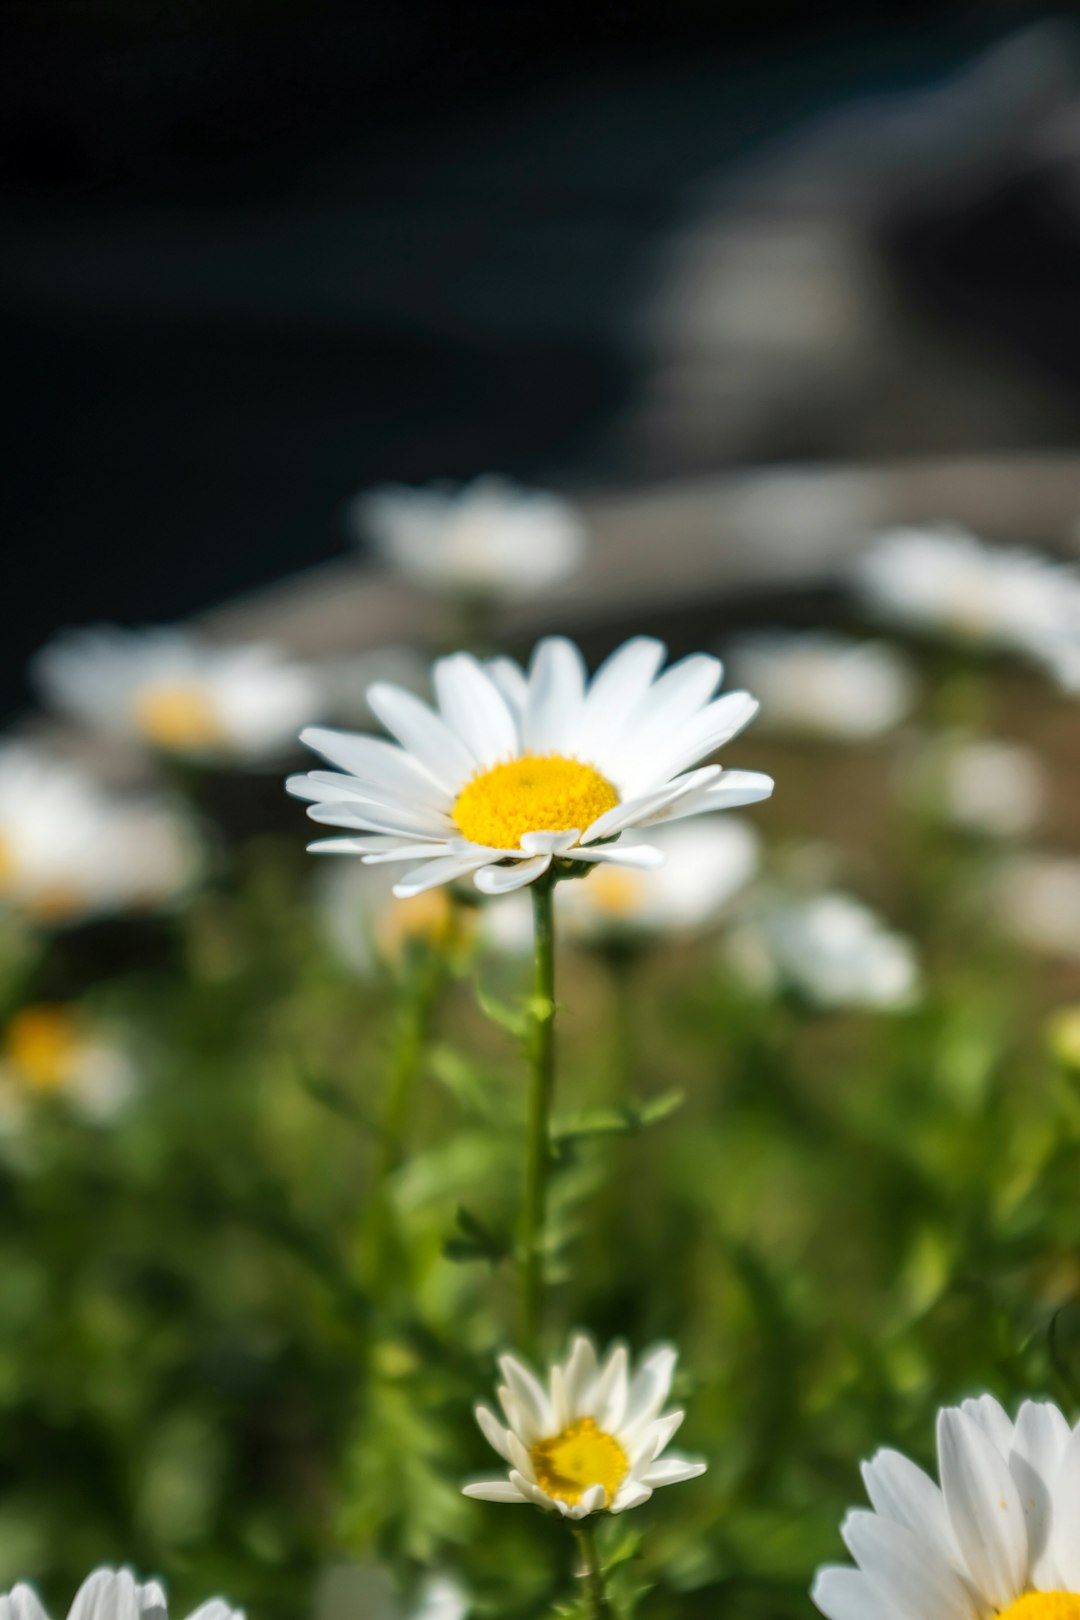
{"left": 33, "top": 626, "right": 320, "bottom": 763}
{"left": 350, "top": 477, "right": 587, "bottom": 598}
{"left": 315, "top": 859, "right": 466, "bottom": 979}
{"left": 992, "top": 853, "right": 1080, "bottom": 959}
{"left": 853, "top": 526, "right": 1080, "bottom": 657}
{"left": 487, "top": 819, "right": 759, "bottom": 953}
{"left": 289, "top": 635, "right": 772, "bottom": 900}
{"left": 314, "top": 1565, "right": 466, "bottom": 1620}
{"left": 728, "top": 889, "right": 919, "bottom": 1009}
{"left": 0, "top": 1567, "right": 242, "bottom": 1620}
{"left": 0, "top": 745, "right": 198, "bottom": 924}
{"left": 0, "top": 1002, "right": 135, "bottom": 1128}
{"left": 1040, "top": 635, "right": 1080, "bottom": 695}
{"left": 464, "top": 1334, "right": 705, "bottom": 1518}
{"left": 813, "top": 1393, "right": 1080, "bottom": 1620}
{"left": 909, "top": 732, "right": 1047, "bottom": 839}
{"left": 726, "top": 632, "right": 916, "bottom": 739}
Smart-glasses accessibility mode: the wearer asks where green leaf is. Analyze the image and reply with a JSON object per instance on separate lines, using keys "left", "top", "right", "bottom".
{"left": 552, "top": 1088, "right": 685, "bottom": 1149}
{"left": 474, "top": 980, "right": 529, "bottom": 1040}
{"left": 442, "top": 1204, "right": 511, "bottom": 1266}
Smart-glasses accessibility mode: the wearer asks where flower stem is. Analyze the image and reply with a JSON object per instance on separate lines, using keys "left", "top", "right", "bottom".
{"left": 572, "top": 1521, "right": 615, "bottom": 1619}
{"left": 521, "top": 872, "right": 557, "bottom": 1352}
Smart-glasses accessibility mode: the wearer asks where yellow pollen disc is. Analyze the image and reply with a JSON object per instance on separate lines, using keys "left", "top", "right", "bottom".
{"left": 452, "top": 755, "right": 618, "bottom": 852}
{"left": 528, "top": 1417, "right": 628, "bottom": 1508}
{"left": 4, "top": 1004, "right": 82, "bottom": 1094}
{"left": 133, "top": 683, "right": 227, "bottom": 752}
{"left": 998, "top": 1597, "right": 1080, "bottom": 1620}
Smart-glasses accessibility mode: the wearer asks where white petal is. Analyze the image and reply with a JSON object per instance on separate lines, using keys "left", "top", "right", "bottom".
{"left": 509, "top": 1469, "right": 555, "bottom": 1510}
{"left": 308, "top": 835, "right": 442, "bottom": 857}
{"left": 662, "top": 769, "right": 775, "bottom": 820}
{"left": 475, "top": 1404, "right": 513, "bottom": 1461}
{"left": 484, "top": 657, "right": 528, "bottom": 730}
{"left": 608, "top": 654, "right": 724, "bottom": 787}
{"left": 475, "top": 855, "right": 552, "bottom": 894}
{"left": 1010, "top": 1401, "right": 1070, "bottom": 1587}
{"left": 621, "top": 1345, "right": 677, "bottom": 1435}
{"left": 519, "top": 830, "right": 581, "bottom": 856}
{"left": 184, "top": 1605, "right": 241, "bottom": 1620}
{"left": 635, "top": 1408, "right": 684, "bottom": 1462}
{"left": 610, "top": 1481, "right": 652, "bottom": 1513}
{"left": 366, "top": 683, "right": 477, "bottom": 794}
{"left": 523, "top": 638, "right": 587, "bottom": 754}
{"left": 560, "top": 1336, "right": 599, "bottom": 1416}
{"left": 937, "top": 1407, "right": 1027, "bottom": 1607}
{"left": 570, "top": 841, "right": 664, "bottom": 869}
{"left": 841, "top": 1511, "right": 979, "bottom": 1620}
{"left": 134, "top": 1582, "right": 167, "bottom": 1620}
{"left": 360, "top": 843, "right": 455, "bottom": 864}
{"left": 306, "top": 795, "right": 454, "bottom": 839}
{"left": 572, "top": 637, "right": 666, "bottom": 762}
{"left": 434, "top": 654, "right": 518, "bottom": 766}
{"left": 68, "top": 1572, "right": 141, "bottom": 1620}
{"left": 643, "top": 691, "right": 760, "bottom": 787}
{"left": 811, "top": 1567, "right": 884, "bottom": 1620}
{"left": 298, "top": 727, "right": 449, "bottom": 807}
{"left": 498, "top": 1353, "right": 554, "bottom": 1442}
{"left": 637, "top": 1455, "right": 706, "bottom": 1487}
{"left": 392, "top": 852, "right": 489, "bottom": 898}
{"left": 0, "top": 1588, "right": 49, "bottom": 1620}
{"left": 576, "top": 1483, "right": 607, "bottom": 1516}
{"left": 860, "top": 1449, "right": 958, "bottom": 1569}
{"left": 506, "top": 1431, "right": 536, "bottom": 1481}
{"left": 462, "top": 1479, "right": 529, "bottom": 1503}
{"left": 1050, "top": 1422, "right": 1080, "bottom": 1589}
{"left": 962, "top": 1397, "right": 1016, "bottom": 1460}
{"left": 580, "top": 767, "right": 720, "bottom": 843}
{"left": 592, "top": 1344, "right": 630, "bottom": 1430}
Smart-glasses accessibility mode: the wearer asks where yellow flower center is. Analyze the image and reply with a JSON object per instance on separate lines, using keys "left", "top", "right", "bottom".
{"left": 999, "top": 1596, "right": 1080, "bottom": 1620}
{"left": 133, "top": 683, "right": 226, "bottom": 752}
{"left": 529, "top": 1416, "right": 628, "bottom": 1508}
{"left": 452, "top": 755, "right": 618, "bottom": 852}
{"left": 3, "top": 1004, "right": 82, "bottom": 1093}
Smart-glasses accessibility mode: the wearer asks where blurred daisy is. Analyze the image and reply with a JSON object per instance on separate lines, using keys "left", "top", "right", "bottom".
{"left": 463, "top": 1334, "right": 706, "bottom": 1518}
{"left": 488, "top": 819, "right": 760, "bottom": 952}
{"left": 728, "top": 889, "right": 919, "bottom": 1010}
{"left": 813, "top": 1393, "right": 1080, "bottom": 1620}
{"left": 0, "top": 745, "right": 198, "bottom": 924}
{"left": 315, "top": 1565, "right": 466, "bottom": 1620}
{"left": 316, "top": 859, "right": 467, "bottom": 979}
{"left": 350, "top": 476, "right": 586, "bottom": 598}
{"left": 992, "top": 853, "right": 1080, "bottom": 960}
{"left": 853, "top": 526, "right": 1080, "bottom": 656}
{"left": 289, "top": 635, "right": 772, "bottom": 899}
{"left": 909, "top": 733, "right": 1047, "bottom": 839}
{"left": 34, "top": 626, "right": 320, "bottom": 763}
{"left": 726, "top": 632, "right": 916, "bottom": 739}
{"left": 0, "top": 1002, "right": 135, "bottom": 1127}
{"left": 0, "top": 1567, "right": 242, "bottom": 1620}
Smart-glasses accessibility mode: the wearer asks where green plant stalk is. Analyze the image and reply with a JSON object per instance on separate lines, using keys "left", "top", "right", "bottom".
{"left": 521, "top": 872, "right": 557, "bottom": 1352}
{"left": 573, "top": 1521, "right": 616, "bottom": 1619}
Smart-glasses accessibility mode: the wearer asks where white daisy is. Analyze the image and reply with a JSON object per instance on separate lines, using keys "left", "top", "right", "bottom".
{"left": 992, "top": 854, "right": 1080, "bottom": 960}
{"left": 0, "top": 1002, "right": 135, "bottom": 1127}
{"left": 0, "top": 1566, "right": 241, "bottom": 1620}
{"left": 726, "top": 633, "right": 916, "bottom": 740}
{"left": 349, "top": 476, "right": 586, "bottom": 598}
{"left": 463, "top": 1335, "right": 706, "bottom": 1518}
{"left": 0, "top": 745, "right": 198, "bottom": 925}
{"left": 315, "top": 1565, "right": 466, "bottom": 1620}
{"left": 852, "top": 526, "right": 1080, "bottom": 656}
{"left": 33, "top": 626, "right": 320, "bottom": 763}
{"left": 315, "top": 858, "right": 466, "bottom": 979}
{"left": 812, "top": 1393, "right": 1080, "bottom": 1620}
{"left": 727, "top": 888, "right": 919, "bottom": 1010}
{"left": 288, "top": 635, "right": 773, "bottom": 899}
{"left": 908, "top": 733, "right": 1047, "bottom": 840}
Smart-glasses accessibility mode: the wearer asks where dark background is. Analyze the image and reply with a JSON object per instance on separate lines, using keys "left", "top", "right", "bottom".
{"left": 3, "top": 1, "right": 1076, "bottom": 718}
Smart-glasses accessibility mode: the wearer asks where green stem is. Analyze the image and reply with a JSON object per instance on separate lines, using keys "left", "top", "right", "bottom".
{"left": 572, "top": 1521, "right": 615, "bottom": 1619}
{"left": 521, "top": 873, "right": 557, "bottom": 1352}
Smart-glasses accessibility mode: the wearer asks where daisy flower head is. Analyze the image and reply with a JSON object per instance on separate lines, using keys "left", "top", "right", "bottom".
{"left": 813, "top": 1393, "right": 1080, "bottom": 1620}
{"left": 727, "top": 888, "right": 919, "bottom": 1010}
{"left": 350, "top": 476, "right": 586, "bottom": 599}
{"left": 852, "top": 526, "right": 1080, "bottom": 656}
{"left": 726, "top": 632, "right": 916, "bottom": 741}
{"left": 0, "top": 745, "right": 198, "bottom": 925}
{"left": 33, "top": 626, "right": 320, "bottom": 763}
{"left": 288, "top": 635, "right": 773, "bottom": 899}
{"left": 463, "top": 1335, "right": 706, "bottom": 1518}
{"left": 0, "top": 1002, "right": 135, "bottom": 1127}
{"left": 0, "top": 1567, "right": 242, "bottom": 1620}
